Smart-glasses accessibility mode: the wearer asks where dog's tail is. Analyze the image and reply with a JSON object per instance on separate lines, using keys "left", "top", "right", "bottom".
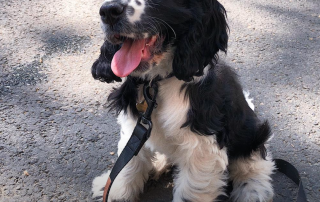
{"left": 255, "top": 120, "right": 272, "bottom": 159}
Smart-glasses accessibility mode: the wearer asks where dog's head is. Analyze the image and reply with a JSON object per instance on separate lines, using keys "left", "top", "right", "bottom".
{"left": 92, "top": 0, "right": 228, "bottom": 82}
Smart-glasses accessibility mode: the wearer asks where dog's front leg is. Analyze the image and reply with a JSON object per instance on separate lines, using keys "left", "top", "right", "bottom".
{"left": 92, "top": 111, "right": 154, "bottom": 202}
{"left": 107, "top": 149, "right": 153, "bottom": 202}
{"left": 172, "top": 135, "right": 229, "bottom": 202}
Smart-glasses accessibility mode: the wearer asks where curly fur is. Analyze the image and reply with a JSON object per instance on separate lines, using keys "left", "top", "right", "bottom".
{"left": 172, "top": 0, "right": 228, "bottom": 81}
{"left": 91, "top": 42, "right": 121, "bottom": 83}
{"left": 91, "top": 0, "right": 275, "bottom": 201}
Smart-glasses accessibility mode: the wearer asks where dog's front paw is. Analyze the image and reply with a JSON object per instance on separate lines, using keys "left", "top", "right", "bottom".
{"left": 230, "top": 179, "right": 274, "bottom": 202}
{"left": 92, "top": 171, "right": 110, "bottom": 200}
{"left": 92, "top": 170, "right": 140, "bottom": 202}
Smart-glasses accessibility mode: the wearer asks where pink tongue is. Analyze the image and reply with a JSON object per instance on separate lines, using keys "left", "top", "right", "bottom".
{"left": 111, "top": 39, "right": 145, "bottom": 77}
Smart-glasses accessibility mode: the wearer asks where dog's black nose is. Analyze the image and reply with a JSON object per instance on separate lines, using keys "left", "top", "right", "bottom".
{"left": 100, "top": 3, "right": 125, "bottom": 25}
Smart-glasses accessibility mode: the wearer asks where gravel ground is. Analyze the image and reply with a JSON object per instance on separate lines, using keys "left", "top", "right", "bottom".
{"left": 0, "top": 0, "right": 319, "bottom": 201}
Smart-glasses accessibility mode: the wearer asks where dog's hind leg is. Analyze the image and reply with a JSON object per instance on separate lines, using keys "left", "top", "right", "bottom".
{"left": 172, "top": 134, "right": 229, "bottom": 202}
{"left": 228, "top": 151, "right": 275, "bottom": 202}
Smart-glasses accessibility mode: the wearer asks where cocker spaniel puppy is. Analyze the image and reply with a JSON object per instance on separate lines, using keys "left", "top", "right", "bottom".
{"left": 91, "top": 0, "right": 275, "bottom": 201}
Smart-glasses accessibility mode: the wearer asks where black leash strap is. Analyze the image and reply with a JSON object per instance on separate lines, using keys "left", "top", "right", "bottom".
{"left": 275, "top": 159, "right": 308, "bottom": 202}
{"left": 103, "top": 82, "right": 158, "bottom": 202}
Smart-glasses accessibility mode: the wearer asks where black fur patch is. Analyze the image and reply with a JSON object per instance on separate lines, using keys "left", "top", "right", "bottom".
{"left": 182, "top": 65, "right": 271, "bottom": 159}
{"left": 108, "top": 76, "right": 141, "bottom": 117}
{"left": 91, "top": 41, "right": 122, "bottom": 83}
{"left": 135, "top": 0, "right": 141, "bottom": 6}
{"left": 143, "top": 0, "right": 229, "bottom": 81}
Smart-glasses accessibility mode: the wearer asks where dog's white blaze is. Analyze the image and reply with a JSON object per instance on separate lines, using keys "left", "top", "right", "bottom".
{"left": 128, "top": 0, "right": 146, "bottom": 23}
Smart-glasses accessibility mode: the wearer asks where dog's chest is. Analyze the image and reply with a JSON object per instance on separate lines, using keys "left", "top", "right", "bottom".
{"left": 136, "top": 78, "right": 190, "bottom": 152}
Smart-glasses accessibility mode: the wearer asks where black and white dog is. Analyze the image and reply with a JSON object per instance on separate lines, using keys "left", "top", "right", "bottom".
{"left": 91, "top": 0, "right": 275, "bottom": 201}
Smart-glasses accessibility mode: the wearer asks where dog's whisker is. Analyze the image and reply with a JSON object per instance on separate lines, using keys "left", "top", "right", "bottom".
{"left": 142, "top": 20, "right": 158, "bottom": 35}
{"left": 149, "top": 17, "right": 177, "bottom": 40}
{"left": 143, "top": 17, "right": 169, "bottom": 41}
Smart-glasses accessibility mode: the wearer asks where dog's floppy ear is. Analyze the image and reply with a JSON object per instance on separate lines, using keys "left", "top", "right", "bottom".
{"left": 173, "top": 0, "right": 228, "bottom": 81}
{"left": 92, "top": 41, "right": 122, "bottom": 83}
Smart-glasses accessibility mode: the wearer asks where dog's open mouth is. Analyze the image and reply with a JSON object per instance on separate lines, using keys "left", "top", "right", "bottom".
{"left": 111, "top": 35, "right": 160, "bottom": 77}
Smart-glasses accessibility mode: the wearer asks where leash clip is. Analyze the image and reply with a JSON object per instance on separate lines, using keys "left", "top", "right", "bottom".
{"left": 142, "top": 82, "right": 158, "bottom": 121}
{"left": 131, "top": 82, "right": 159, "bottom": 155}
{"left": 138, "top": 116, "right": 153, "bottom": 139}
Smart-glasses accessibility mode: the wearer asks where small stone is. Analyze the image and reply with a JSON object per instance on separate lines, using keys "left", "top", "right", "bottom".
{"left": 110, "top": 152, "right": 115, "bottom": 156}
{"left": 23, "top": 170, "right": 29, "bottom": 176}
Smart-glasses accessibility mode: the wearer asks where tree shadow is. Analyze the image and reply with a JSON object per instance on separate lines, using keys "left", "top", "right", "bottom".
{"left": 41, "top": 30, "right": 91, "bottom": 56}
{"left": 0, "top": 28, "right": 91, "bottom": 96}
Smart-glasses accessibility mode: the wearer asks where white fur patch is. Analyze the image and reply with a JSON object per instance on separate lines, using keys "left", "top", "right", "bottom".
{"left": 92, "top": 170, "right": 111, "bottom": 198}
{"left": 229, "top": 152, "right": 275, "bottom": 202}
{"left": 151, "top": 152, "right": 170, "bottom": 180}
{"left": 243, "top": 90, "right": 255, "bottom": 111}
{"left": 268, "top": 133, "right": 275, "bottom": 142}
{"left": 117, "top": 111, "right": 137, "bottom": 155}
{"left": 128, "top": 0, "right": 146, "bottom": 23}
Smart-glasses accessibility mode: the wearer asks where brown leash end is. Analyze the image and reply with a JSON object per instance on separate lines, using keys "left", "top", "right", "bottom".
{"left": 103, "top": 177, "right": 112, "bottom": 202}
